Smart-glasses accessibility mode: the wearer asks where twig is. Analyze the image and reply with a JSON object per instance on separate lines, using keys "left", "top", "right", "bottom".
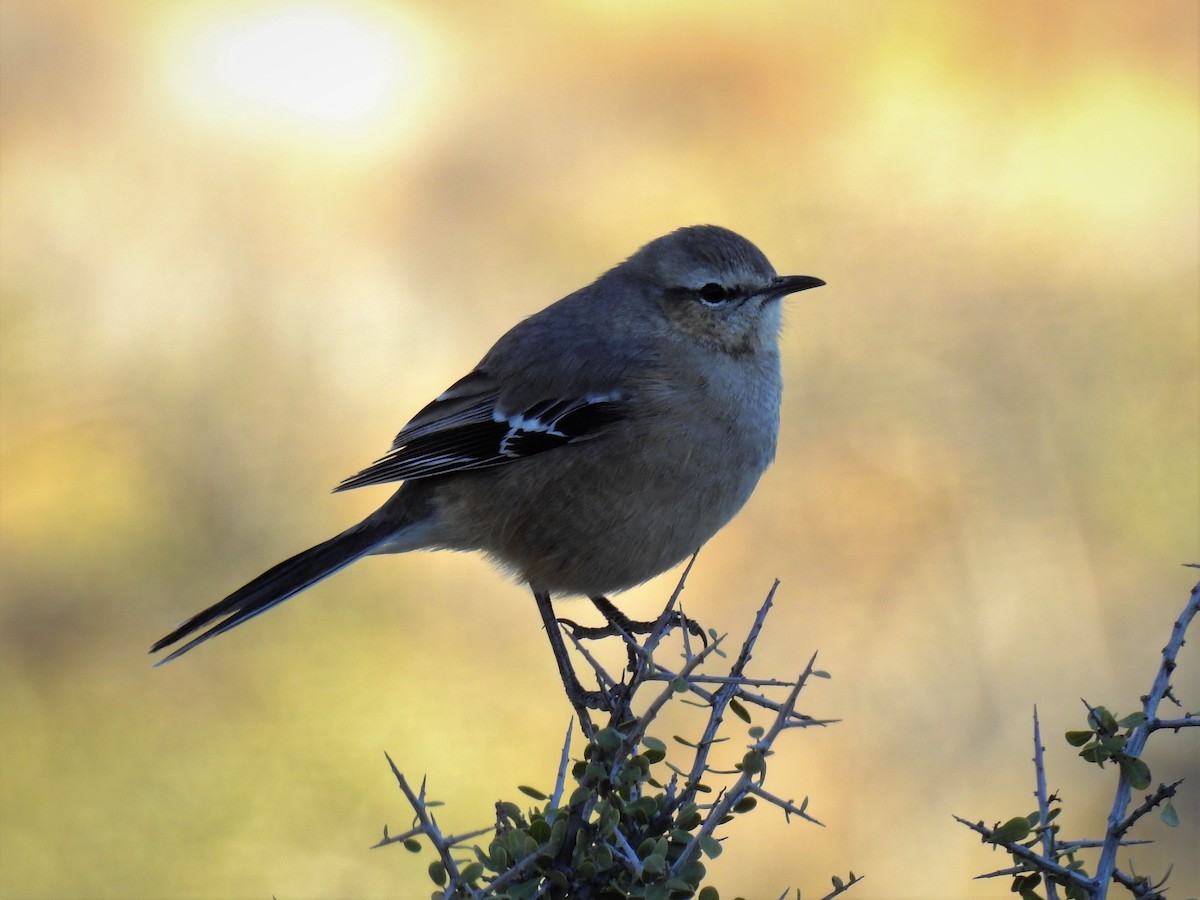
{"left": 383, "top": 757, "right": 484, "bottom": 898}
{"left": 1031, "top": 707, "right": 1060, "bottom": 900}
{"left": 1147, "top": 714, "right": 1200, "bottom": 732}
{"left": 747, "top": 783, "right": 824, "bottom": 826}
{"left": 815, "top": 874, "right": 867, "bottom": 900}
{"left": 483, "top": 845, "right": 549, "bottom": 895}
{"left": 955, "top": 816, "right": 1095, "bottom": 891}
{"left": 678, "top": 583, "right": 783, "bottom": 807}
{"left": 548, "top": 719, "right": 573, "bottom": 814}
{"left": 1056, "top": 839, "right": 1152, "bottom": 851}
{"left": 1114, "top": 779, "right": 1184, "bottom": 838}
{"left": 668, "top": 654, "right": 820, "bottom": 880}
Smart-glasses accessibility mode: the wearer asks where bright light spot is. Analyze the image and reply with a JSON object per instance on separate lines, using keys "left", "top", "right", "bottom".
{"left": 210, "top": 8, "right": 394, "bottom": 123}
{"left": 160, "top": 2, "right": 436, "bottom": 152}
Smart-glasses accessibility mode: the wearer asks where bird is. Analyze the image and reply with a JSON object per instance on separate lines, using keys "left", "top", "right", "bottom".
{"left": 151, "top": 225, "right": 825, "bottom": 708}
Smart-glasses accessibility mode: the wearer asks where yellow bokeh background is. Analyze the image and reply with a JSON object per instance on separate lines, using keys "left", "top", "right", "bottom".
{"left": 1, "top": 1, "right": 1197, "bottom": 897}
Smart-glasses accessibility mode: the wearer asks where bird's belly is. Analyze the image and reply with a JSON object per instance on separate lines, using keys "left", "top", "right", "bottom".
{"left": 435, "top": 428, "right": 772, "bottom": 596}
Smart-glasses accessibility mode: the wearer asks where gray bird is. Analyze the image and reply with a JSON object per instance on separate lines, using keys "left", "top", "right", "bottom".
{"left": 151, "top": 225, "right": 824, "bottom": 707}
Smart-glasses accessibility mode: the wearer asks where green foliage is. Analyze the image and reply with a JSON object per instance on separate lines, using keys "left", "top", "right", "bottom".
{"left": 415, "top": 727, "right": 758, "bottom": 897}
{"left": 972, "top": 701, "right": 1186, "bottom": 900}
{"left": 1067, "top": 706, "right": 1152, "bottom": 790}
{"left": 959, "top": 577, "right": 1199, "bottom": 900}
{"left": 980, "top": 794, "right": 1091, "bottom": 900}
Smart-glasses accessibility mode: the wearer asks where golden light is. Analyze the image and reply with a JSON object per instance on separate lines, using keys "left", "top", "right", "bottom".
{"left": 159, "top": 2, "right": 436, "bottom": 150}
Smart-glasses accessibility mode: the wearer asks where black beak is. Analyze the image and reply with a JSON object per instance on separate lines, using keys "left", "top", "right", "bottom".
{"left": 765, "top": 274, "right": 826, "bottom": 299}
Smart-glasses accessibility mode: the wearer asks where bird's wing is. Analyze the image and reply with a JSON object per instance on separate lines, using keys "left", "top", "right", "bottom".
{"left": 333, "top": 368, "right": 627, "bottom": 491}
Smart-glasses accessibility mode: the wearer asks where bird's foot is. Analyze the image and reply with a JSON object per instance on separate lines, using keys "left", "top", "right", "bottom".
{"left": 559, "top": 595, "right": 708, "bottom": 647}
{"left": 565, "top": 680, "right": 632, "bottom": 712}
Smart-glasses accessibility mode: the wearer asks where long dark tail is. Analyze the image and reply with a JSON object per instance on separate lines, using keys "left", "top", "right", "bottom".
{"left": 150, "top": 523, "right": 387, "bottom": 664}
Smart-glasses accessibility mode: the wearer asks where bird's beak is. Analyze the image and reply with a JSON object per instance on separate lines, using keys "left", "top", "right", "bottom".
{"left": 764, "top": 274, "right": 826, "bottom": 299}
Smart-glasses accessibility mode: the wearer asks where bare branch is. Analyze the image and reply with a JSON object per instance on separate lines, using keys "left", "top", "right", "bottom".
{"left": 1031, "top": 707, "right": 1060, "bottom": 900}
{"left": 1094, "top": 581, "right": 1199, "bottom": 889}
{"left": 955, "top": 816, "right": 1096, "bottom": 891}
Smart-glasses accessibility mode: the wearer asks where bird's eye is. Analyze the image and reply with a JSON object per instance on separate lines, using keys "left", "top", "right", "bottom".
{"left": 697, "top": 282, "right": 728, "bottom": 305}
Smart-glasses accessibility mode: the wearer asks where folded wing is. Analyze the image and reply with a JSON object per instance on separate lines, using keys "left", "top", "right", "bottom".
{"left": 334, "top": 368, "right": 627, "bottom": 491}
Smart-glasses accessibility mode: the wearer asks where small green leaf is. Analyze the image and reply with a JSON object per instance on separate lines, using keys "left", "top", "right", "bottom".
{"left": 740, "top": 749, "right": 766, "bottom": 775}
{"left": 642, "top": 735, "right": 667, "bottom": 752}
{"left": 698, "top": 887, "right": 720, "bottom": 900}
{"left": 460, "top": 862, "right": 484, "bottom": 883}
{"left": 678, "top": 803, "right": 702, "bottom": 829}
{"left": 621, "top": 756, "right": 650, "bottom": 784}
{"left": 1118, "top": 755, "right": 1152, "bottom": 790}
{"left": 990, "top": 816, "right": 1032, "bottom": 844}
{"left": 748, "top": 726, "right": 765, "bottom": 740}
{"left": 1118, "top": 712, "right": 1147, "bottom": 729}
{"left": 502, "top": 829, "right": 524, "bottom": 856}
{"left": 1161, "top": 800, "right": 1180, "bottom": 827}
{"left": 1098, "top": 734, "right": 1127, "bottom": 754}
{"left": 1065, "top": 730, "right": 1094, "bottom": 747}
{"left": 729, "top": 698, "right": 752, "bottom": 723}
{"left": 427, "top": 861, "right": 446, "bottom": 886}
{"left": 497, "top": 800, "right": 523, "bottom": 820}
{"left": 732, "top": 796, "right": 757, "bottom": 813}
{"left": 487, "top": 840, "right": 509, "bottom": 869}
{"left": 589, "top": 802, "right": 612, "bottom": 834}
{"left": 643, "top": 853, "right": 667, "bottom": 876}
{"left": 518, "top": 785, "right": 548, "bottom": 801}
{"left": 677, "top": 858, "right": 706, "bottom": 885}
{"left": 548, "top": 817, "right": 567, "bottom": 853}
{"left": 595, "top": 844, "right": 614, "bottom": 869}
{"left": 672, "top": 676, "right": 689, "bottom": 693}
{"left": 584, "top": 762, "right": 607, "bottom": 784}
{"left": 699, "top": 834, "right": 723, "bottom": 858}
{"left": 629, "top": 796, "right": 659, "bottom": 820}
{"left": 1017, "top": 871, "right": 1042, "bottom": 900}
{"left": 594, "top": 727, "right": 624, "bottom": 754}
{"left": 1092, "top": 706, "right": 1118, "bottom": 734}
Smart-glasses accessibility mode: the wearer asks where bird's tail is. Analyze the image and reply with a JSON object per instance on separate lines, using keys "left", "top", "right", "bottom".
{"left": 150, "top": 522, "right": 388, "bottom": 665}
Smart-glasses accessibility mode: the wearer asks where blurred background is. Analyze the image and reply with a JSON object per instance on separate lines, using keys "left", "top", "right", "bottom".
{"left": 1, "top": 1, "right": 1197, "bottom": 897}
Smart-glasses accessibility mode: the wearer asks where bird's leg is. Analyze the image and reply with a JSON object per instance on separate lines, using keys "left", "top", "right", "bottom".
{"left": 531, "top": 588, "right": 613, "bottom": 725}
